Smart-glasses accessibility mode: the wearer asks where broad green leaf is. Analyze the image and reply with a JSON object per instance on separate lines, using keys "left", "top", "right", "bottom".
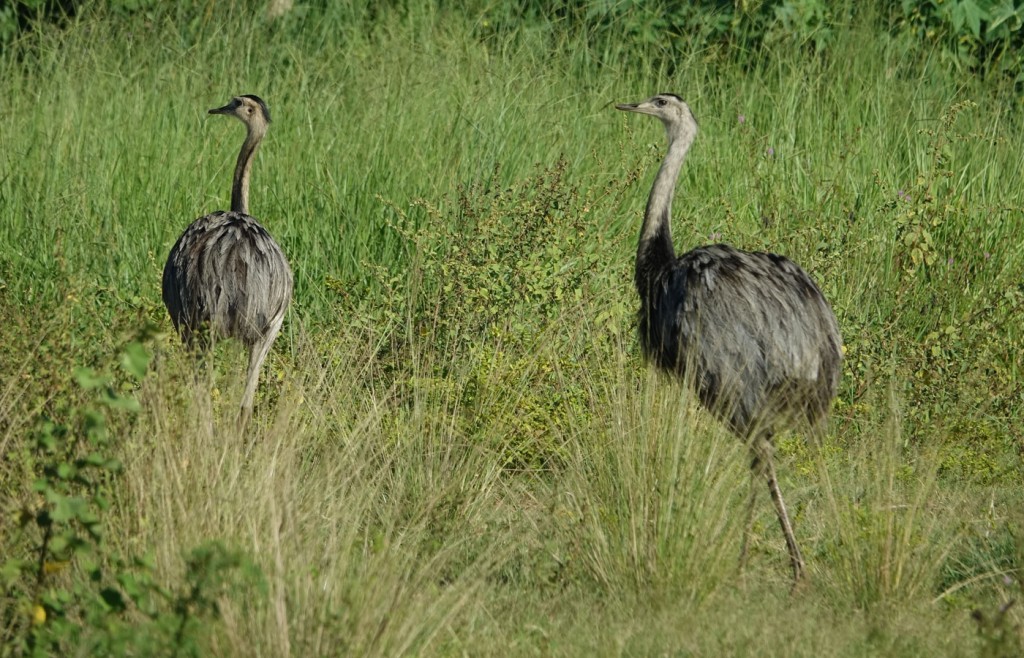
{"left": 961, "top": 0, "right": 988, "bottom": 38}
{"left": 120, "top": 341, "right": 151, "bottom": 379}
{"left": 101, "top": 390, "right": 141, "bottom": 412}
{"left": 51, "top": 496, "right": 88, "bottom": 523}
{"left": 74, "top": 367, "right": 110, "bottom": 390}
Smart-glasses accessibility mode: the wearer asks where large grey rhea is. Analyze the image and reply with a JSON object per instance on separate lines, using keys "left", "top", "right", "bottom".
{"left": 162, "top": 95, "right": 293, "bottom": 427}
{"left": 616, "top": 94, "right": 842, "bottom": 583}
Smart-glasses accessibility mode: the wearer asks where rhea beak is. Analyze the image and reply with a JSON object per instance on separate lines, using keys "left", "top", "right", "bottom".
{"left": 209, "top": 99, "right": 240, "bottom": 115}
{"left": 616, "top": 101, "right": 658, "bottom": 116}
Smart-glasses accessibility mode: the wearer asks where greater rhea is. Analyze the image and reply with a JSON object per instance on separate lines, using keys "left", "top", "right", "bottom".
{"left": 162, "top": 95, "right": 293, "bottom": 429}
{"left": 616, "top": 93, "right": 842, "bottom": 583}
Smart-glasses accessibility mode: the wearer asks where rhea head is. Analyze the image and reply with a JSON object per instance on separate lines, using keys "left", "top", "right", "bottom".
{"left": 209, "top": 94, "right": 271, "bottom": 131}
{"left": 616, "top": 93, "right": 698, "bottom": 143}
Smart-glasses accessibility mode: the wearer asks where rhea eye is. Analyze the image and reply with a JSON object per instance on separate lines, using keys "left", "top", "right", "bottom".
{"left": 655, "top": 98, "right": 667, "bottom": 107}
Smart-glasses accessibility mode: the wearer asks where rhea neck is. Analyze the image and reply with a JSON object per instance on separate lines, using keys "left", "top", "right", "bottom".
{"left": 636, "top": 119, "right": 696, "bottom": 287}
{"left": 230, "top": 122, "right": 267, "bottom": 215}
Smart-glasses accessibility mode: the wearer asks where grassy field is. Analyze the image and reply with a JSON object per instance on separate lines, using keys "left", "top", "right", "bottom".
{"left": 1, "top": 2, "right": 1023, "bottom": 655}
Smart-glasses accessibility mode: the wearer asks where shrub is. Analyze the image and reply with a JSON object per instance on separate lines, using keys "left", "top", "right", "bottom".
{"left": 0, "top": 343, "right": 265, "bottom": 657}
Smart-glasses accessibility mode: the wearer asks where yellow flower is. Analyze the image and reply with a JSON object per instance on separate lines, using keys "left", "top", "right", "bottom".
{"left": 32, "top": 605, "right": 46, "bottom": 625}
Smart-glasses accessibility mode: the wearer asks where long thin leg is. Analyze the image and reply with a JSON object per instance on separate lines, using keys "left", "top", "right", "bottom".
{"left": 763, "top": 453, "right": 805, "bottom": 583}
{"left": 738, "top": 455, "right": 760, "bottom": 573}
{"left": 238, "top": 329, "right": 279, "bottom": 431}
{"left": 238, "top": 310, "right": 287, "bottom": 431}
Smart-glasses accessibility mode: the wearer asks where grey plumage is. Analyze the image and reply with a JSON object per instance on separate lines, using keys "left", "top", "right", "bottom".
{"left": 162, "top": 95, "right": 293, "bottom": 428}
{"left": 617, "top": 93, "right": 842, "bottom": 583}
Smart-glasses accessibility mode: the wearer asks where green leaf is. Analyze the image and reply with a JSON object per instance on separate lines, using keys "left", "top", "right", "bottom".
{"left": 118, "top": 572, "right": 140, "bottom": 596}
{"left": 49, "top": 534, "right": 69, "bottom": 554}
{"left": 82, "top": 557, "right": 101, "bottom": 580}
{"left": 960, "top": 0, "right": 987, "bottom": 38}
{"left": 51, "top": 496, "right": 88, "bottom": 523}
{"left": 1, "top": 559, "right": 31, "bottom": 586}
{"left": 85, "top": 518, "right": 103, "bottom": 539}
{"left": 101, "top": 390, "right": 141, "bottom": 412}
{"left": 84, "top": 452, "right": 106, "bottom": 467}
{"left": 948, "top": 2, "right": 966, "bottom": 32}
{"left": 74, "top": 367, "right": 110, "bottom": 390}
{"left": 38, "top": 430, "right": 58, "bottom": 451}
{"left": 120, "top": 342, "right": 152, "bottom": 379}
{"left": 989, "top": 1, "right": 1023, "bottom": 41}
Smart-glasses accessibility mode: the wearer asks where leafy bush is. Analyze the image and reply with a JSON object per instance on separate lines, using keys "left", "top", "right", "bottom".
{"left": 830, "top": 99, "right": 1023, "bottom": 472}
{"left": 5, "top": 0, "right": 1024, "bottom": 92}
{"left": 893, "top": 0, "right": 1024, "bottom": 84}
{"left": 398, "top": 160, "right": 606, "bottom": 339}
{"left": 351, "top": 158, "right": 637, "bottom": 469}
{"left": 0, "top": 343, "right": 265, "bottom": 657}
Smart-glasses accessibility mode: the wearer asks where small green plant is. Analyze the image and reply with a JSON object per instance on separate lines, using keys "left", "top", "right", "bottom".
{"left": 395, "top": 159, "right": 606, "bottom": 341}
{"left": 1, "top": 342, "right": 265, "bottom": 657}
{"left": 1, "top": 344, "right": 149, "bottom": 654}
{"left": 365, "top": 159, "right": 633, "bottom": 468}
{"left": 896, "top": 0, "right": 1024, "bottom": 83}
{"left": 891, "top": 100, "right": 976, "bottom": 277}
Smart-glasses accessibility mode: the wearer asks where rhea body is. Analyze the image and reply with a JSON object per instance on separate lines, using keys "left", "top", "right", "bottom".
{"left": 162, "top": 95, "right": 293, "bottom": 428}
{"left": 616, "top": 94, "right": 842, "bottom": 583}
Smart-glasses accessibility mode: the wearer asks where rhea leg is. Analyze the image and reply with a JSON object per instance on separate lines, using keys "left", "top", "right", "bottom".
{"left": 761, "top": 446, "right": 805, "bottom": 583}
{"left": 238, "top": 321, "right": 283, "bottom": 430}
{"left": 742, "top": 434, "right": 805, "bottom": 583}
{"left": 738, "top": 455, "right": 760, "bottom": 573}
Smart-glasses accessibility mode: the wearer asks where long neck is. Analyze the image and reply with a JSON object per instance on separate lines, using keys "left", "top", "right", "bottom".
{"left": 635, "top": 128, "right": 694, "bottom": 292}
{"left": 230, "top": 125, "right": 265, "bottom": 215}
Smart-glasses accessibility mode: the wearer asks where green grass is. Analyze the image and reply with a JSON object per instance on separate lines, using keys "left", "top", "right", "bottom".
{"left": 1, "top": 1, "right": 1023, "bottom": 655}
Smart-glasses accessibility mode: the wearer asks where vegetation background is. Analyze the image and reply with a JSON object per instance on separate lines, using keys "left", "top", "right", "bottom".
{"left": 1, "top": 0, "right": 1022, "bottom": 655}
